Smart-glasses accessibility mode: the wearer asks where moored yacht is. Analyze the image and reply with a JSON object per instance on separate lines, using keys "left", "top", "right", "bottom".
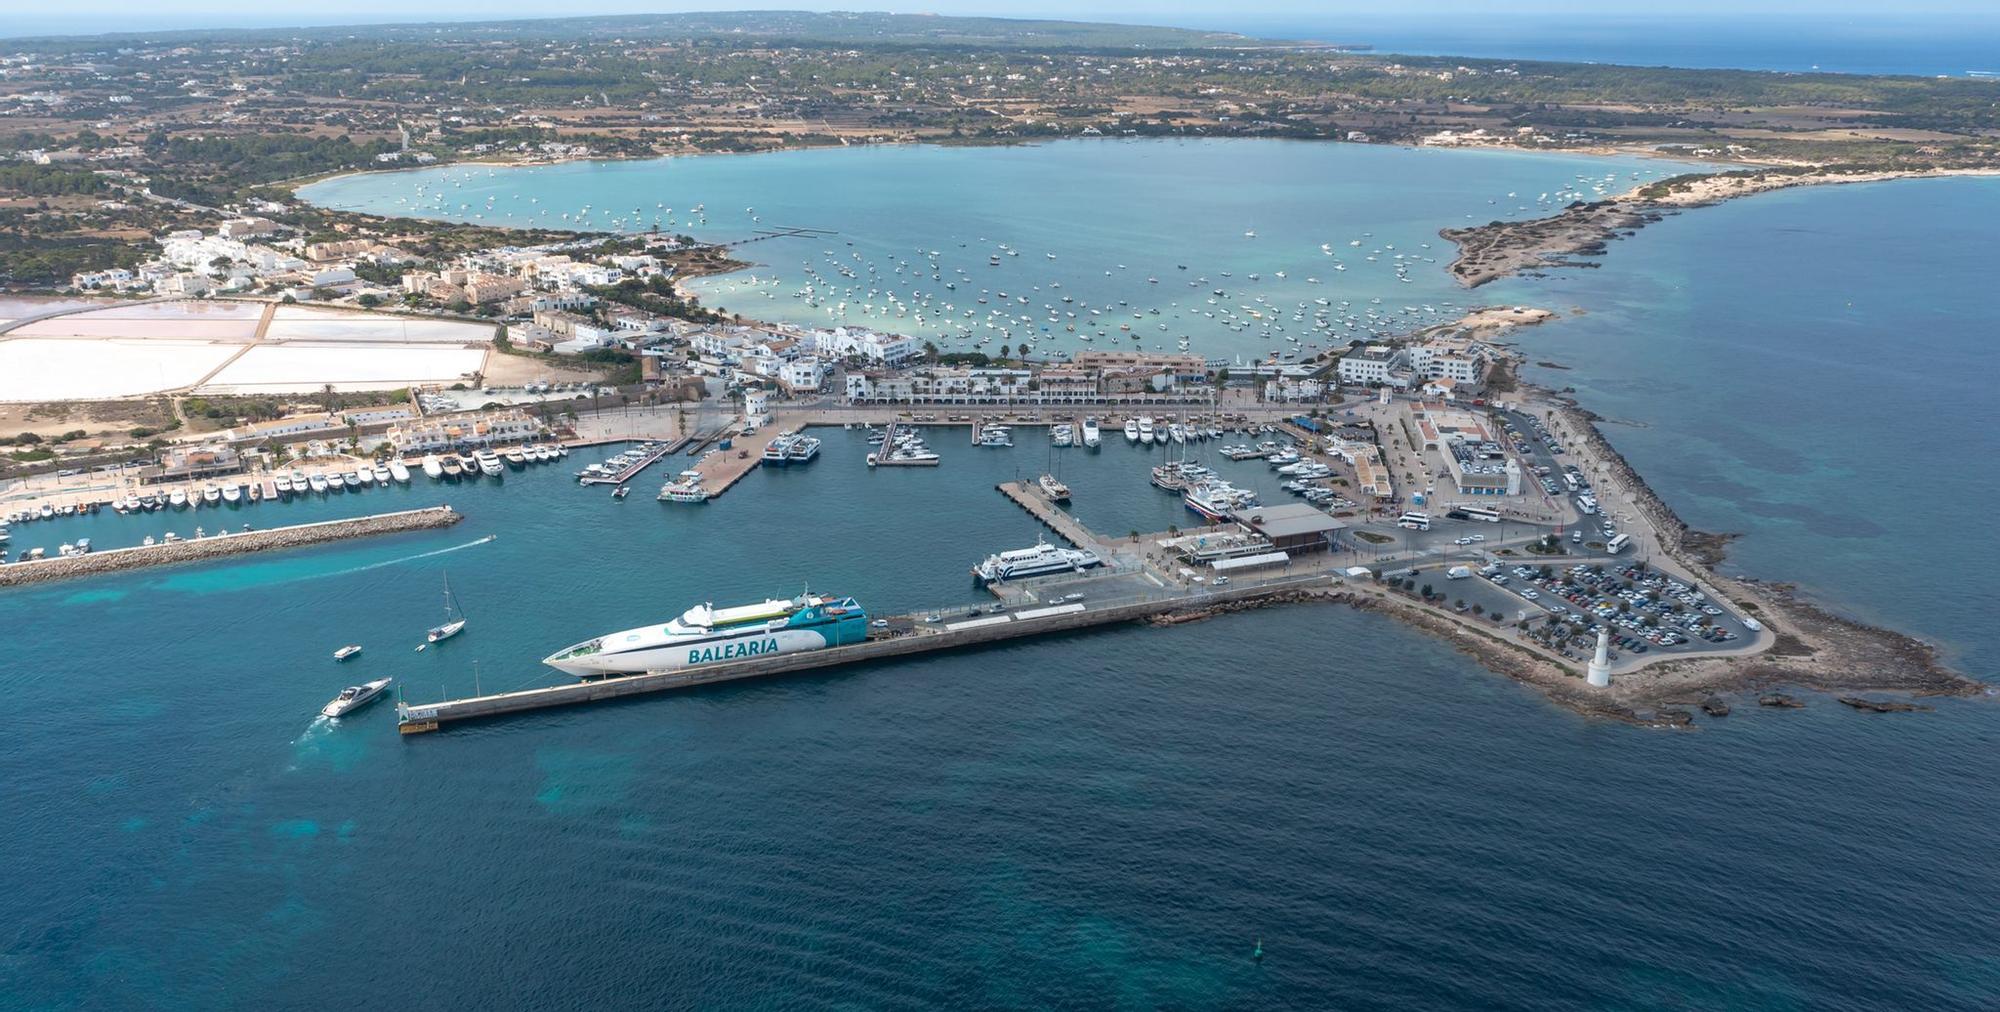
{"left": 1123, "top": 418, "right": 1140, "bottom": 443}
{"left": 388, "top": 459, "right": 413, "bottom": 483}
{"left": 422, "top": 454, "right": 444, "bottom": 480}
{"left": 1081, "top": 417, "right": 1102, "bottom": 448}
{"left": 475, "top": 449, "right": 504, "bottom": 476}
{"left": 1138, "top": 416, "right": 1156, "bottom": 445}
{"left": 439, "top": 455, "right": 464, "bottom": 479}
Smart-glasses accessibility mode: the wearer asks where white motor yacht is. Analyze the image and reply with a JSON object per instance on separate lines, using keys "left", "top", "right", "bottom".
{"left": 321, "top": 677, "right": 392, "bottom": 719}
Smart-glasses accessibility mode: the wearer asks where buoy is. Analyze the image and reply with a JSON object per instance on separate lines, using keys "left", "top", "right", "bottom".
{"left": 1252, "top": 940, "right": 1263, "bottom": 961}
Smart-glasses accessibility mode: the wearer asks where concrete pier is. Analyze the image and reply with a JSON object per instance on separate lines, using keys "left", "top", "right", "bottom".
{"left": 396, "top": 574, "right": 1332, "bottom": 734}
{"left": 994, "top": 480, "right": 1104, "bottom": 552}
{"left": 0, "top": 506, "right": 463, "bottom": 587}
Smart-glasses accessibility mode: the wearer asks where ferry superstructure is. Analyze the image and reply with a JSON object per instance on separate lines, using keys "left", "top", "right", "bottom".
{"left": 543, "top": 593, "right": 868, "bottom": 678}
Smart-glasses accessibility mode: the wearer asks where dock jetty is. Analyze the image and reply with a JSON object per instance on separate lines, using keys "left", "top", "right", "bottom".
{"left": 396, "top": 574, "right": 1332, "bottom": 735}
{"left": 576, "top": 438, "right": 688, "bottom": 485}
{"left": 0, "top": 506, "right": 463, "bottom": 588}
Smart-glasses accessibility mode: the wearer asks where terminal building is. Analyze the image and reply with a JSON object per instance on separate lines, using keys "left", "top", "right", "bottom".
{"left": 1233, "top": 504, "right": 1348, "bottom": 554}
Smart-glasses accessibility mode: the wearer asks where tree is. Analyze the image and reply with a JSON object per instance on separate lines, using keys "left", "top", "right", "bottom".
{"left": 357, "top": 293, "right": 381, "bottom": 308}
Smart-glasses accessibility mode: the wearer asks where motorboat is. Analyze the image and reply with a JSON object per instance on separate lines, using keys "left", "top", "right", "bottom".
{"left": 475, "top": 449, "right": 504, "bottom": 477}
{"left": 307, "top": 473, "right": 330, "bottom": 494}
{"left": 355, "top": 467, "right": 376, "bottom": 487}
{"left": 168, "top": 488, "right": 189, "bottom": 508}
{"left": 320, "top": 677, "right": 392, "bottom": 719}
{"left": 421, "top": 454, "right": 444, "bottom": 480}
{"left": 455, "top": 452, "right": 480, "bottom": 477}
{"left": 333, "top": 644, "right": 362, "bottom": 661}
{"left": 1124, "top": 418, "right": 1140, "bottom": 443}
{"left": 221, "top": 483, "right": 242, "bottom": 504}
{"left": 503, "top": 448, "right": 528, "bottom": 469}
{"left": 372, "top": 464, "right": 392, "bottom": 483}
{"left": 388, "top": 459, "right": 413, "bottom": 483}
{"left": 439, "top": 455, "right": 463, "bottom": 479}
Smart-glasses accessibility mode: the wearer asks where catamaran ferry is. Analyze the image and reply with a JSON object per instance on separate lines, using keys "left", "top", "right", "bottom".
{"left": 972, "top": 539, "right": 1102, "bottom": 584}
{"left": 542, "top": 593, "right": 869, "bottom": 678}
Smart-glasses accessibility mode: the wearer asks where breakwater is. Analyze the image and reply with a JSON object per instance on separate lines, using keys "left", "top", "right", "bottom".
{"left": 0, "top": 506, "right": 463, "bottom": 587}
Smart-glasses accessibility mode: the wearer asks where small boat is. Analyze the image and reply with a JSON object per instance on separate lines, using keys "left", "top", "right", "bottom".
{"left": 320, "top": 677, "right": 392, "bottom": 719}
{"left": 1038, "top": 474, "right": 1072, "bottom": 502}
{"left": 333, "top": 644, "right": 362, "bottom": 661}
{"left": 612, "top": 485, "right": 630, "bottom": 499}
{"left": 427, "top": 574, "right": 468, "bottom": 643}
{"left": 439, "top": 455, "right": 463, "bottom": 479}
{"left": 308, "top": 473, "right": 329, "bottom": 494}
{"left": 503, "top": 448, "right": 528, "bottom": 469}
{"left": 201, "top": 484, "right": 221, "bottom": 505}
{"left": 372, "top": 464, "right": 392, "bottom": 483}
{"left": 356, "top": 467, "right": 376, "bottom": 487}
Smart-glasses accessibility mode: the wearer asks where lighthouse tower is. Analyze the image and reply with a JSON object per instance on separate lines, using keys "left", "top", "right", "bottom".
{"left": 1587, "top": 627, "right": 1612, "bottom": 688}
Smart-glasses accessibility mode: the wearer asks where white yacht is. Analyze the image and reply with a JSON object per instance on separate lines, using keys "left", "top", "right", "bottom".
{"left": 221, "top": 483, "right": 242, "bottom": 504}
{"left": 1123, "top": 418, "right": 1140, "bottom": 443}
{"left": 274, "top": 474, "right": 294, "bottom": 496}
{"left": 388, "top": 459, "right": 412, "bottom": 483}
{"left": 421, "top": 454, "right": 444, "bottom": 480}
{"left": 475, "top": 449, "right": 504, "bottom": 477}
{"left": 1081, "top": 417, "right": 1102, "bottom": 448}
{"left": 427, "top": 575, "right": 467, "bottom": 643}
{"left": 1138, "top": 416, "right": 1156, "bottom": 445}
{"left": 321, "top": 678, "right": 392, "bottom": 719}
{"left": 372, "top": 464, "right": 392, "bottom": 484}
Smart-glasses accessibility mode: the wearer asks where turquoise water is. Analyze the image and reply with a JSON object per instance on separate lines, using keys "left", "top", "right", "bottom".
{"left": 11, "top": 142, "right": 2000, "bottom": 1006}
{"left": 301, "top": 140, "right": 1687, "bottom": 363}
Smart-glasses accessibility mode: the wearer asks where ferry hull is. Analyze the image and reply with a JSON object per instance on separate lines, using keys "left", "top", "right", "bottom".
{"left": 546, "top": 620, "right": 865, "bottom": 678}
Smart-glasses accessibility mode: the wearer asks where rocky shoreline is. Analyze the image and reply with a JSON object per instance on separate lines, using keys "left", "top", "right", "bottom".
{"left": 1438, "top": 166, "right": 2000, "bottom": 289}
{"left": 0, "top": 506, "right": 464, "bottom": 587}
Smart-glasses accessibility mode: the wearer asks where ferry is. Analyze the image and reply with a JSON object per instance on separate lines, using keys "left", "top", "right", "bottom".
{"left": 972, "top": 539, "right": 1102, "bottom": 584}
{"left": 542, "top": 593, "right": 868, "bottom": 678}
{"left": 321, "top": 678, "right": 392, "bottom": 718}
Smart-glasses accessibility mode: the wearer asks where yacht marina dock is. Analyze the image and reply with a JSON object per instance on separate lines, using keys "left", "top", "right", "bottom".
{"left": 575, "top": 438, "right": 688, "bottom": 485}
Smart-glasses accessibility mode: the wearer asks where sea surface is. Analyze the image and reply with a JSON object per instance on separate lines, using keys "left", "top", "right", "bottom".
{"left": 301, "top": 140, "right": 1689, "bottom": 363}
{"left": 1231, "top": 14, "right": 2000, "bottom": 77}
{"left": 12, "top": 140, "right": 2000, "bottom": 1007}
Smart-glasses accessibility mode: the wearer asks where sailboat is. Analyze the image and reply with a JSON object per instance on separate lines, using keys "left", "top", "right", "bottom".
{"left": 427, "top": 574, "right": 468, "bottom": 644}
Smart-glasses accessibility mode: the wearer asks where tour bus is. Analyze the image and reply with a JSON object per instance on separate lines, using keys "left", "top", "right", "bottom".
{"left": 1460, "top": 505, "right": 1501, "bottom": 524}
{"left": 1575, "top": 495, "right": 1599, "bottom": 516}
{"left": 1606, "top": 533, "right": 1632, "bottom": 554}
{"left": 1563, "top": 471, "right": 1580, "bottom": 491}
{"left": 1397, "top": 511, "right": 1431, "bottom": 531}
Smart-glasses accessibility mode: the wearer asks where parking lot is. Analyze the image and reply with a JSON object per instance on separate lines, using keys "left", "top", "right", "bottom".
{"left": 1481, "top": 558, "right": 1756, "bottom": 664}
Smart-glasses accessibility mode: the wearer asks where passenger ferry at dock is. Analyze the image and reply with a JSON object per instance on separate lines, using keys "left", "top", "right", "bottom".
{"left": 972, "top": 539, "right": 1102, "bottom": 584}
{"left": 761, "top": 432, "right": 822, "bottom": 465}
{"left": 542, "top": 593, "right": 869, "bottom": 678}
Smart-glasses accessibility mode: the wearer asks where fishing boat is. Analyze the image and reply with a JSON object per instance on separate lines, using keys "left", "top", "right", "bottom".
{"left": 320, "top": 677, "right": 392, "bottom": 718}
{"left": 332, "top": 644, "right": 362, "bottom": 661}
{"left": 427, "top": 575, "right": 468, "bottom": 643}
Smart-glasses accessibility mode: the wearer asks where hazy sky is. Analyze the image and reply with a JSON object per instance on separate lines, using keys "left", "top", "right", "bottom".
{"left": 10, "top": 1, "right": 1998, "bottom": 37}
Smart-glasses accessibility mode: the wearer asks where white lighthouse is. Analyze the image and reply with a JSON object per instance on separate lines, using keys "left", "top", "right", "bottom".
{"left": 1587, "top": 627, "right": 1612, "bottom": 687}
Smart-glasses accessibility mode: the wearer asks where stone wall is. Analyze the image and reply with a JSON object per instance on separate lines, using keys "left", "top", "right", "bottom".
{"left": 0, "top": 506, "right": 463, "bottom": 588}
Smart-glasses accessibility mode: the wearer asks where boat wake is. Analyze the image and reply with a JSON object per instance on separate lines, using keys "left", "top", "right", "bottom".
{"left": 324, "top": 533, "right": 497, "bottom": 580}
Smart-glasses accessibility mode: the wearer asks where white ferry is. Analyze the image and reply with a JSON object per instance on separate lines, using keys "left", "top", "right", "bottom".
{"left": 543, "top": 593, "right": 868, "bottom": 678}
{"left": 972, "top": 539, "right": 1102, "bottom": 584}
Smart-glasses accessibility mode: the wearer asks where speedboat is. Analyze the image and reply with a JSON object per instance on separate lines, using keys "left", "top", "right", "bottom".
{"left": 503, "top": 448, "right": 528, "bottom": 469}
{"left": 333, "top": 644, "right": 362, "bottom": 661}
{"left": 439, "top": 455, "right": 463, "bottom": 479}
{"left": 320, "top": 677, "right": 392, "bottom": 718}
{"left": 421, "top": 454, "right": 444, "bottom": 479}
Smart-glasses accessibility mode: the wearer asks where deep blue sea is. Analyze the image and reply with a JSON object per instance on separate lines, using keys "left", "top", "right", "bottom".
{"left": 1226, "top": 14, "right": 2000, "bottom": 77}
{"left": 12, "top": 141, "right": 2000, "bottom": 1007}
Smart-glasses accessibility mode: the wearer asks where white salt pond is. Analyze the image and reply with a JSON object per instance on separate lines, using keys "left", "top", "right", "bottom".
{"left": 0, "top": 339, "right": 238, "bottom": 400}
{"left": 198, "top": 344, "right": 485, "bottom": 394}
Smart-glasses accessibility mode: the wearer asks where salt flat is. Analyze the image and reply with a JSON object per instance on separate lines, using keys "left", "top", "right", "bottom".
{"left": 263, "top": 314, "right": 490, "bottom": 343}
{"left": 0, "top": 339, "right": 239, "bottom": 400}
{"left": 197, "top": 343, "right": 485, "bottom": 393}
